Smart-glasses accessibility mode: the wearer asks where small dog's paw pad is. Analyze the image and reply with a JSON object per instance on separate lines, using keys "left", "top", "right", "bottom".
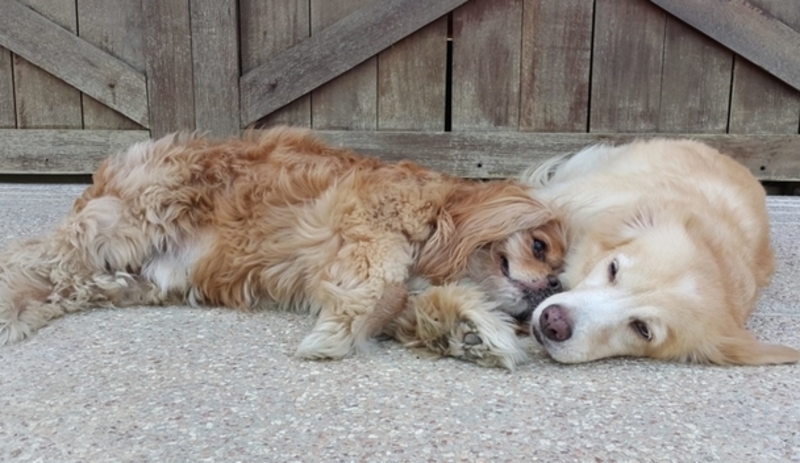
{"left": 454, "top": 320, "right": 490, "bottom": 361}
{"left": 463, "top": 332, "right": 482, "bottom": 346}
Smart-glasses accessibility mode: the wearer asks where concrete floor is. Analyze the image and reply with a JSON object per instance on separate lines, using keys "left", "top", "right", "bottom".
{"left": 0, "top": 184, "right": 798, "bottom": 462}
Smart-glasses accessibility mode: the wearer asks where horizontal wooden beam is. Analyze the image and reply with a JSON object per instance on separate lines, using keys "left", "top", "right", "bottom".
{"left": 0, "top": 130, "right": 150, "bottom": 174}
{"left": 0, "top": 130, "right": 797, "bottom": 182}
{"left": 649, "top": 0, "right": 800, "bottom": 92}
{"left": 319, "top": 131, "right": 800, "bottom": 181}
{"left": 0, "top": 0, "right": 150, "bottom": 127}
{"left": 239, "top": 0, "right": 470, "bottom": 127}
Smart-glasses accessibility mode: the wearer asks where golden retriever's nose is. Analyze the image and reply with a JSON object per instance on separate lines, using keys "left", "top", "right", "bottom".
{"left": 540, "top": 304, "right": 572, "bottom": 342}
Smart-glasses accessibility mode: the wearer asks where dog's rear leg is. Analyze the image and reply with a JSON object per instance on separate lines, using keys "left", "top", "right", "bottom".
{"left": 385, "top": 283, "right": 527, "bottom": 369}
{"left": 0, "top": 196, "right": 153, "bottom": 344}
{"left": 295, "top": 281, "right": 409, "bottom": 360}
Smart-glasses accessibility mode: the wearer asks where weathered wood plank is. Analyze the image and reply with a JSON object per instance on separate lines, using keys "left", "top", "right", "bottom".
{"left": 2, "top": 129, "right": 797, "bottom": 182}
{"left": 658, "top": 17, "right": 733, "bottom": 133}
{"left": 10, "top": 0, "right": 81, "bottom": 129}
{"left": 311, "top": 0, "right": 377, "bottom": 130}
{"left": 650, "top": 0, "right": 800, "bottom": 93}
{"left": 451, "top": 0, "right": 522, "bottom": 131}
{"left": 519, "top": 0, "right": 593, "bottom": 132}
{"left": 1, "top": 0, "right": 149, "bottom": 128}
{"left": 591, "top": 0, "right": 666, "bottom": 132}
{"left": 240, "top": 0, "right": 310, "bottom": 128}
{"left": 729, "top": 0, "right": 800, "bottom": 134}
{"left": 77, "top": 0, "right": 146, "bottom": 130}
{"left": 240, "top": 0, "right": 471, "bottom": 126}
{"left": 143, "top": 0, "right": 194, "bottom": 137}
{"left": 190, "top": 0, "right": 240, "bottom": 137}
{"left": 377, "top": 17, "right": 447, "bottom": 130}
{"left": 319, "top": 131, "right": 800, "bottom": 181}
{"left": 0, "top": 47, "right": 13, "bottom": 128}
{"left": 0, "top": 129, "right": 149, "bottom": 174}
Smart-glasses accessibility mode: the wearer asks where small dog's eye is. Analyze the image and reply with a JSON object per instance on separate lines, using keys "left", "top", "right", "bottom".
{"left": 631, "top": 320, "right": 652, "bottom": 341}
{"left": 608, "top": 258, "right": 619, "bottom": 282}
{"left": 532, "top": 239, "right": 547, "bottom": 261}
{"left": 500, "top": 256, "right": 510, "bottom": 277}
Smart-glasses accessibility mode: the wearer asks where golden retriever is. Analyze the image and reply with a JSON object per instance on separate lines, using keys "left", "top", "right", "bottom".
{"left": 0, "top": 127, "right": 565, "bottom": 369}
{"left": 522, "top": 138, "right": 800, "bottom": 365}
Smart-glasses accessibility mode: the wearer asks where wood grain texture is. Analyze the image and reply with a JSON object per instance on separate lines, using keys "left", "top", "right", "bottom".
{"left": 311, "top": 0, "right": 377, "bottom": 130}
{"left": 77, "top": 0, "right": 146, "bottom": 130}
{"left": 1, "top": 0, "right": 149, "bottom": 128}
{"left": 591, "top": 0, "right": 666, "bottom": 132}
{"left": 377, "top": 17, "right": 447, "bottom": 131}
{"left": 451, "top": 0, "right": 522, "bottom": 131}
{"left": 650, "top": 0, "right": 800, "bottom": 93}
{"left": 0, "top": 129, "right": 149, "bottom": 174}
{"left": 728, "top": 0, "right": 800, "bottom": 134}
{"left": 1, "top": 129, "right": 797, "bottom": 182}
{"left": 0, "top": 48, "right": 14, "bottom": 128}
{"left": 9, "top": 0, "right": 81, "bottom": 129}
{"left": 143, "top": 0, "right": 194, "bottom": 137}
{"left": 319, "top": 131, "right": 800, "bottom": 181}
{"left": 240, "top": 0, "right": 310, "bottom": 128}
{"left": 519, "top": 0, "right": 593, "bottom": 132}
{"left": 658, "top": 17, "right": 733, "bottom": 133}
{"left": 191, "top": 0, "right": 240, "bottom": 136}
{"left": 240, "top": 0, "right": 470, "bottom": 127}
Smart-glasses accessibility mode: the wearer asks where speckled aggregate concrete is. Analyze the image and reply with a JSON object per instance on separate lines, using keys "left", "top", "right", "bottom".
{"left": 0, "top": 184, "right": 798, "bottom": 462}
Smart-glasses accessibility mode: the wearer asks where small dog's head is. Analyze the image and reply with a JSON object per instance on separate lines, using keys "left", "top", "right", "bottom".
{"left": 417, "top": 181, "right": 566, "bottom": 318}
{"left": 530, "top": 206, "right": 800, "bottom": 365}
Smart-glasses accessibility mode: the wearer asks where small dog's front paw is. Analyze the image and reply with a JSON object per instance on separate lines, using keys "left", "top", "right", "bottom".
{"left": 430, "top": 315, "right": 527, "bottom": 370}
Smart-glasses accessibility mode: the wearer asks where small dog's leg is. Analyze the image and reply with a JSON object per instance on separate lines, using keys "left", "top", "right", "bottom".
{"left": 386, "top": 284, "right": 527, "bottom": 370}
{"left": 0, "top": 196, "right": 155, "bottom": 344}
{"left": 295, "top": 282, "right": 408, "bottom": 360}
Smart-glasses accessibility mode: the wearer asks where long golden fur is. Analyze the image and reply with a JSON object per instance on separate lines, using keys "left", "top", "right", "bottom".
{"left": 522, "top": 139, "right": 800, "bottom": 365}
{"left": 0, "top": 127, "right": 565, "bottom": 369}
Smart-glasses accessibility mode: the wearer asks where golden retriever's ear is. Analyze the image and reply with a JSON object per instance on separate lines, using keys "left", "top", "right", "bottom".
{"left": 716, "top": 329, "right": 800, "bottom": 365}
{"left": 417, "top": 181, "right": 562, "bottom": 283}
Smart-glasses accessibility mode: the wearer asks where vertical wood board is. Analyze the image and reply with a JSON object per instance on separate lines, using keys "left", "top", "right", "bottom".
{"left": 191, "top": 0, "right": 240, "bottom": 136}
{"left": 377, "top": 17, "right": 447, "bottom": 131}
{"left": 451, "top": 0, "right": 523, "bottom": 131}
{"left": 729, "top": 0, "right": 800, "bottom": 134}
{"left": 519, "top": 0, "right": 594, "bottom": 132}
{"left": 591, "top": 0, "right": 666, "bottom": 132}
{"left": 13, "top": 0, "right": 81, "bottom": 129}
{"left": 310, "top": 0, "right": 378, "bottom": 130}
{"left": 77, "top": 0, "right": 145, "bottom": 130}
{"left": 240, "top": 0, "right": 311, "bottom": 128}
{"left": 0, "top": 48, "right": 14, "bottom": 128}
{"left": 143, "top": 0, "right": 195, "bottom": 137}
{"left": 658, "top": 18, "right": 732, "bottom": 133}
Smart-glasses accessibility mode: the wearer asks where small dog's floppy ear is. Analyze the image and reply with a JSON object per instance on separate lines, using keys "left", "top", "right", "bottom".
{"left": 417, "top": 181, "right": 562, "bottom": 283}
{"left": 714, "top": 328, "right": 800, "bottom": 365}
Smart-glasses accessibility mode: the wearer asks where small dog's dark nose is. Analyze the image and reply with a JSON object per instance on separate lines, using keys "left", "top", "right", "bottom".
{"left": 540, "top": 304, "right": 572, "bottom": 342}
{"left": 546, "top": 275, "right": 562, "bottom": 291}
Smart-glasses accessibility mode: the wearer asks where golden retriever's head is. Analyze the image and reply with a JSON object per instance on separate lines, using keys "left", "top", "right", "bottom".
{"left": 530, "top": 206, "right": 800, "bottom": 365}
{"left": 417, "top": 181, "right": 566, "bottom": 319}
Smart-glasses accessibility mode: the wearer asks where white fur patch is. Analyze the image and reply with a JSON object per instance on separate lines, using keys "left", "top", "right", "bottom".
{"left": 142, "top": 231, "right": 212, "bottom": 296}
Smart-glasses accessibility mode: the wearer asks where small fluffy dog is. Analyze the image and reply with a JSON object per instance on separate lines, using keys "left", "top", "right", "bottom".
{"left": 0, "top": 127, "right": 565, "bottom": 369}
{"left": 522, "top": 139, "right": 800, "bottom": 365}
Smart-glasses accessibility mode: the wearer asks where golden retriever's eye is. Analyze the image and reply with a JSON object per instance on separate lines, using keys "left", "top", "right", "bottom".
{"left": 631, "top": 320, "right": 652, "bottom": 341}
{"left": 608, "top": 258, "right": 619, "bottom": 282}
{"left": 532, "top": 239, "right": 547, "bottom": 261}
